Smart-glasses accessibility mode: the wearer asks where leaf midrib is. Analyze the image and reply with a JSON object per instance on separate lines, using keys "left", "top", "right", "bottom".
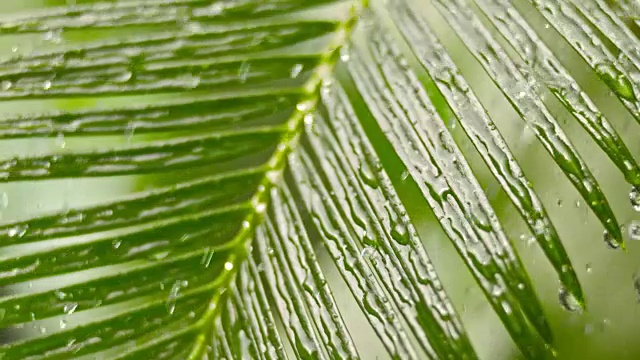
{"left": 183, "top": 2, "right": 366, "bottom": 358}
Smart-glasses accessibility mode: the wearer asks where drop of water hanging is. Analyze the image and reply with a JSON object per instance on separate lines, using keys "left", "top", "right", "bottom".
{"left": 558, "top": 287, "right": 581, "bottom": 312}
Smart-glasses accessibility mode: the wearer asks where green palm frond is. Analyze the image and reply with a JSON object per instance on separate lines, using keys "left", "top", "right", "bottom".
{"left": 0, "top": 0, "right": 638, "bottom": 359}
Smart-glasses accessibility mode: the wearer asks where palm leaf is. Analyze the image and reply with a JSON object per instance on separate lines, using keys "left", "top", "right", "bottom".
{"left": 0, "top": 0, "right": 638, "bottom": 359}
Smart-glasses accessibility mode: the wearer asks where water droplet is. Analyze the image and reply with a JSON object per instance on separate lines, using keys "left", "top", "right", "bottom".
{"left": 630, "top": 186, "right": 640, "bottom": 212}
{"left": 117, "top": 71, "right": 133, "bottom": 83}
{"left": 361, "top": 246, "right": 375, "bottom": 259}
{"left": 340, "top": 45, "right": 350, "bottom": 62}
{"left": 358, "top": 164, "right": 379, "bottom": 189}
{"left": 254, "top": 201, "right": 266, "bottom": 213}
{"left": 629, "top": 221, "right": 640, "bottom": 241}
{"left": 43, "top": 80, "right": 52, "bottom": 90}
{"left": 64, "top": 302, "right": 78, "bottom": 315}
{"left": 290, "top": 63, "right": 303, "bottom": 79}
{"left": 603, "top": 230, "right": 620, "bottom": 249}
{"left": 1, "top": 193, "right": 8, "bottom": 208}
{"left": 224, "top": 262, "right": 234, "bottom": 271}
{"left": 400, "top": 170, "right": 409, "bottom": 182}
{"left": 7, "top": 225, "right": 27, "bottom": 238}
{"left": 112, "top": 240, "right": 122, "bottom": 249}
{"left": 296, "top": 100, "right": 314, "bottom": 112}
{"left": 55, "top": 290, "right": 67, "bottom": 300}
{"left": 304, "top": 113, "right": 314, "bottom": 132}
{"left": 558, "top": 287, "right": 581, "bottom": 312}
{"left": 1, "top": 80, "right": 12, "bottom": 91}
{"left": 585, "top": 263, "right": 592, "bottom": 273}
{"left": 491, "top": 284, "right": 504, "bottom": 297}
{"left": 59, "top": 319, "right": 67, "bottom": 329}
{"left": 501, "top": 301, "right": 512, "bottom": 314}
{"left": 56, "top": 133, "right": 67, "bottom": 149}
{"left": 390, "top": 222, "right": 410, "bottom": 245}
{"left": 595, "top": 63, "right": 636, "bottom": 101}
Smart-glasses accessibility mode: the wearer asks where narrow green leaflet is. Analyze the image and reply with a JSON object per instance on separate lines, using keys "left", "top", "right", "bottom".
{"left": 288, "top": 82, "right": 477, "bottom": 359}
{"left": 343, "top": 15, "right": 553, "bottom": 358}
{"left": 529, "top": 0, "right": 640, "bottom": 124}
{"left": 385, "top": 0, "right": 585, "bottom": 307}
{"left": 0, "top": 0, "right": 343, "bottom": 33}
{"left": 431, "top": 0, "right": 623, "bottom": 247}
{"left": 474, "top": 0, "right": 640, "bottom": 187}
{"left": 0, "top": 92, "right": 299, "bottom": 138}
{"left": 258, "top": 187, "right": 358, "bottom": 359}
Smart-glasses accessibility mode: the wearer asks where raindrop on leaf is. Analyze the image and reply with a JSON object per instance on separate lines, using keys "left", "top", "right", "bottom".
{"left": 558, "top": 287, "right": 581, "bottom": 312}
{"left": 391, "top": 222, "right": 410, "bottom": 245}
{"left": 64, "top": 302, "right": 78, "bottom": 315}
{"left": 290, "top": 63, "right": 303, "bottom": 79}
{"left": 603, "top": 230, "right": 620, "bottom": 250}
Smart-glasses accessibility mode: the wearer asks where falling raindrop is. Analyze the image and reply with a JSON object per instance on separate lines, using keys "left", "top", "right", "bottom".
{"left": 558, "top": 287, "right": 581, "bottom": 312}
{"left": 630, "top": 186, "right": 640, "bottom": 212}
{"left": 201, "top": 248, "right": 215, "bottom": 268}
{"left": 340, "top": 45, "right": 351, "bottom": 62}
{"left": 304, "top": 114, "right": 314, "bottom": 132}
{"left": 238, "top": 62, "right": 251, "bottom": 83}
{"left": 1, "top": 192, "right": 8, "bottom": 208}
{"left": 629, "top": 221, "right": 640, "bottom": 241}
{"left": 64, "top": 302, "right": 78, "bottom": 315}
{"left": 56, "top": 133, "right": 67, "bottom": 149}
{"left": 290, "top": 63, "right": 304, "bottom": 79}
{"left": 633, "top": 273, "right": 640, "bottom": 302}
{"left": 166, "top": 280, "right": 187, "bottom": 314}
